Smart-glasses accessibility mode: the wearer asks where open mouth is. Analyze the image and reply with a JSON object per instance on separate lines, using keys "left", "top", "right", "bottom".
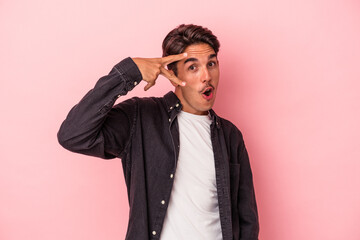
{"left": 203, "top": 88, "right": 212, "bottom": 96}
{"left": 201, "top": 87, "right": 214, "bottom": 100}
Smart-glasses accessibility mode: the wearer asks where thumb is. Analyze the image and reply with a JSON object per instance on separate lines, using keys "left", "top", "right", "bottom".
{"left": 144, "top": 82, "right": 154, "bottom": 91}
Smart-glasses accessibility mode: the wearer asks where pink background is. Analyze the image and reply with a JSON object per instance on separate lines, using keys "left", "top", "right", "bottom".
{"left": 1, "top": 0, "right": 360, "bottom": 239}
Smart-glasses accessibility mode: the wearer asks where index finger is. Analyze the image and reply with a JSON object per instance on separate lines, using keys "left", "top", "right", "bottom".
{"left": 161, "top": 52, "right": 188, "bottom": 65}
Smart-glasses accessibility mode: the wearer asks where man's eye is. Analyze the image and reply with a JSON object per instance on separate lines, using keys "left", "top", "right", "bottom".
{"left": 208, "top": 61, "right": 217, "bottom": 67}
{"left": 188, "top": 65, "right": 196, "bottom": 71}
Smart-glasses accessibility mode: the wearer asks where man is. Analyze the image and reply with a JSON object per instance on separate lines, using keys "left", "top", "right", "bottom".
{"left": 58, "top": 24, "right": 259, "bottom": 240}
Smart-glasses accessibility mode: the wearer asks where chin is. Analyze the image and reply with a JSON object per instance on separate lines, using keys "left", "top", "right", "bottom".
{"left": 201, "top": 105, "right": 213, "bottom": 112}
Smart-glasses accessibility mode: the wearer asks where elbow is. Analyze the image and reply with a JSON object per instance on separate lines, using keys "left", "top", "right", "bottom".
{"left": 57, "top": 121, "right": 84, "bottom": 152}
{"left": 57, "top": 128, "right": 71, "bottom": 150}
{"left": 57, "top": 126, "right": 102, "bottom": 156}
{"left": 57, "top": 124, "right": 79, "bottom": 152}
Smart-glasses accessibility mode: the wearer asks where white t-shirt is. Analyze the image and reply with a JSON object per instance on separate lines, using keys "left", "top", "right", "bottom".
{"left": 160, "top": 111, "right": 222, "bottom": 240}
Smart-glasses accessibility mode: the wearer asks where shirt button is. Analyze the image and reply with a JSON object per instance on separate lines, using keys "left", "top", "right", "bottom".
{"left": 169, "top": 118, "right": 171, "bottom": 122}
{"left": 170, "top": 106, "right": 173, "bottom": 110}
{"left": 175, "top": 103, "right": 179, "bottom": 107}
{"left": 170, "top": 174, "right": 174, "bottom": 178}
{"left": 161, "top": 200, "right": 165, "bottom": 205}
{"left": 134, "top": 81, "right": 138, "bottom": 86}
{"left": 152, "top": 231, "right": 156, "bottom": 235}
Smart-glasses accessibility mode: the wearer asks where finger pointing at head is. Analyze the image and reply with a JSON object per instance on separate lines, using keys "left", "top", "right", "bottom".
{"left": 161, "top": 52, "right": 188, "bottom": 65}
{"left": 160, "top": 67, "right": 186, "bottom": 86}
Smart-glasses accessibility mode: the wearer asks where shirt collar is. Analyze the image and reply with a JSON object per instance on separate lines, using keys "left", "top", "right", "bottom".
{"left": 163, "top": 91, "right": 221, "bottom": 129}
{"left": 164, "top": 91, "right": 182, "bottom": 113}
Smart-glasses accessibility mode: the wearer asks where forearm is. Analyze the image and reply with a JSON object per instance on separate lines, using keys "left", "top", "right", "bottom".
{"left": 57, "top": 57, "right": 142, "bottom": 158}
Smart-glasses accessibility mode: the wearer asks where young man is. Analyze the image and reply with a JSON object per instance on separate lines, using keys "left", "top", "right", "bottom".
{"left": 58, "top": 24, "right": 259, "bottom": 240}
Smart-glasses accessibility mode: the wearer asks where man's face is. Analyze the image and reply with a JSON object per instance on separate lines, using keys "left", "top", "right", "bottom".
{"left": 173, "top": 43, "right": 220, "bottom": 115}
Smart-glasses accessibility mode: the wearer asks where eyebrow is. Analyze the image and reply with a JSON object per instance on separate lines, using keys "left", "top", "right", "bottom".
{"left": 183, "top": 54, "right": 218, "bottom": 64}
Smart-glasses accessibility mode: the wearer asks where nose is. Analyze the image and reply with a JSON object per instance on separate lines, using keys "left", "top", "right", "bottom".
{"left": 201, "top": 67, "right": 211, "bottom": 83}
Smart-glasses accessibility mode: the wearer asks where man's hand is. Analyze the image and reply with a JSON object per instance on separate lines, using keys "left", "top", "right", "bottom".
{"left": 132, "top": 53, "right": 187, "bottom": 91}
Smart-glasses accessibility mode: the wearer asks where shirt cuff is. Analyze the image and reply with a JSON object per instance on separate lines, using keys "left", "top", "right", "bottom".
{"left": 114, "top": 57, "right": 143, "bottom": 88}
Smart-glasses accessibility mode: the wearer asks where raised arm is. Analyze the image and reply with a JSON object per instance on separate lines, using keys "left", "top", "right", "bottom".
{"left": 57, "top": 53, "right": 187, "bottom": 159}
{"left": 57, "top": 57, "right": 142, "bottom": 159}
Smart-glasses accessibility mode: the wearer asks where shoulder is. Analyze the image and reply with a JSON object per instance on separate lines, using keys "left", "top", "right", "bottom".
{"left": 112, "top": 95, "right": 167, "bottom": 117}
{"left": 135, "top": 96, "right": 167, "bottom": 113}
{"left": 136, "top": 95, "right": 166, "bottom": 106}
{"left": 112, "top": 95, "right": 165, "bottom": 109}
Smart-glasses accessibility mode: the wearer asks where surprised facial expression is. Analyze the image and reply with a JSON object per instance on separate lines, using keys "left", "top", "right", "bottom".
{"left": 174, "top": 43, "right": 220, "bottom": 115}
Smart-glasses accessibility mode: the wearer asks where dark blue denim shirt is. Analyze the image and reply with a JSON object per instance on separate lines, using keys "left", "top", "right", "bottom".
{"left": 57, "top": 57, "right": 259, "bottom": 240}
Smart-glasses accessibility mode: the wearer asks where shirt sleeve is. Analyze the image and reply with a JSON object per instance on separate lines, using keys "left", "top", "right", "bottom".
{"left": 57, "top": 57, "right": 142, "bottom": 159}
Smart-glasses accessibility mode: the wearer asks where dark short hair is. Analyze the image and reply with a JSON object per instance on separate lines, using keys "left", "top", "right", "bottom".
{"left": 162, "top": 24, "right": 220, "bottom": 75}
